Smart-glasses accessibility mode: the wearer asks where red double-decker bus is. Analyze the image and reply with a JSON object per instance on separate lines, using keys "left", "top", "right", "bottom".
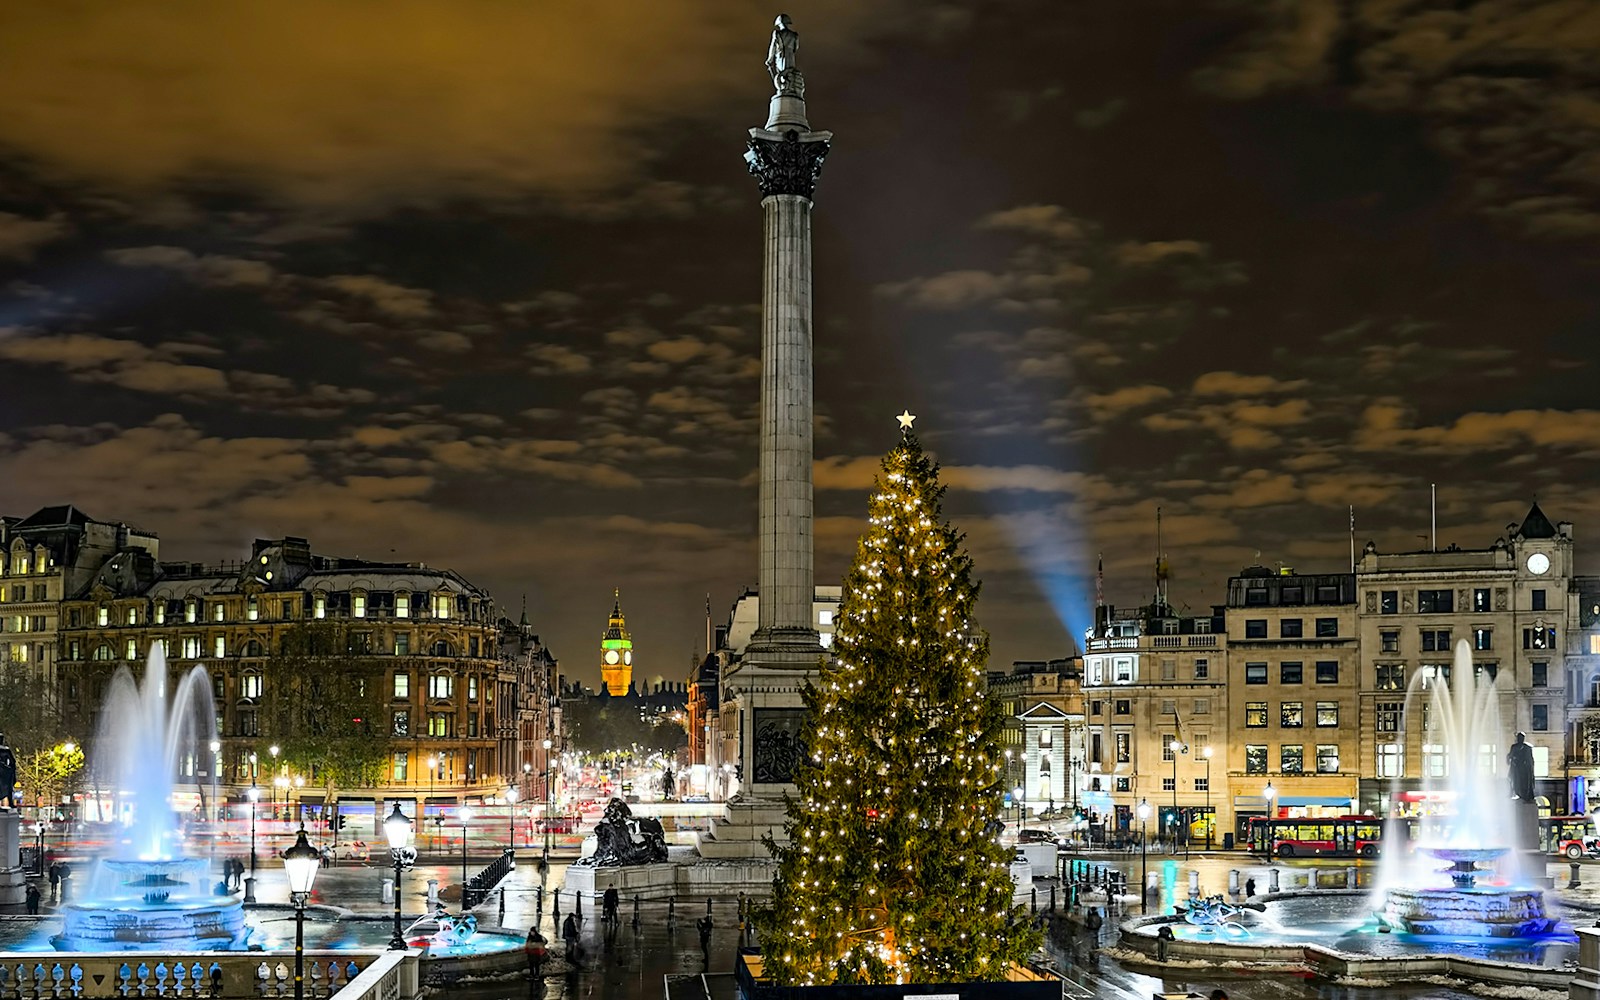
{"left": 1247, "top": 815, "right": 1383, "bottom": 858}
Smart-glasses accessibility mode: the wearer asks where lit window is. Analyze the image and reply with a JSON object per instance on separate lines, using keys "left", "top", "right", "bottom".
{"left": 429, "top": 674, "right": 454, "bottom": 699}
{"left": 818, "top": 609, "right": 833, "bottom": 626}
{"left": 247, "top": 598, "right": 258, "bottom": 622}
{"left": 428, "top": 713, "right": 453, "bottom": 737}
{"left": 394, "top": 673, "right": 410, "bottom": 698}
{"left": 213, "top": 603, "right": 224, "bottom": 622}
{"left": 1376, "top": 702, "right": 1402, "bottom": 732}
{"left": 1316, "top": 702, "right": 1338, "bottom": 727}
{"left": 213, "top": 636, "right": 225, "bottom": 658}
{"left": 353, "top": 594, "right": 366, "bottom": 618}
{"left": 182, "top": 636, "right": 201, "bottom": 658}
{"left": 185, "top": 601, "right": 197, "bottom": 624}
{"left": 393, "top": 752, "right": 409, "bottom": 781}
{"left": 433, "top": 594, "right": 452, "bottom": 619}
{"left": 1280, "top": 702, "right": 1303, "bottom": 728}
{"left": 1245, "top": 745, "right": 1267, "bottom": 774}
{"left": 1115, "top": 733, "right": 1131, "bottom": 763}
{"left": 241, "top": 675, "right": 262, "bottom": 699}
{"left": 97, "top": 607, "right": 108, "bottom": 626}
{"left": 314, "top": 595, "right": 326, "bottom": 619}
{"left": 1423, "top": 744, "right": 1447, "bottom": 777}
{"left": 125, "top": 608, "right": 137, "bottom": 625}
{"left": 154, "top": 604, "right": 165, "bottom": 624}
{"left": 1316, "top": 744, "right": 1340, "bottom": 773}
{"left": 393, "top": 711, "right": 409, "bottom": 736}
{"left": 1245, "top": 701, "right": 1267, "bottom": 727}
{"left": 1280, "top": 745, "right": 1304, "bottom": 773}
{"left": 468, "top": 676, "right": 478, "bottom": 702}
{"left": 124, "top": 639, "right": 137, "bottom": 660}
{"left": 396, "top": 593, "right": 410, "bottom": 618}
{"left": 1377, "top": 742, "right": 1403, "bottom": 778}
{"left": 819, "top": 632, "right": 834, "bottom": 649}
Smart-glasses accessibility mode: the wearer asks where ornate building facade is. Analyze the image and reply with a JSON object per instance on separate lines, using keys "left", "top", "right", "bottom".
{"left": 599, "top": 591, "right": 634, "bottom": 695}
{"left": 56, "top": 535, "right": 528, "bottom": 826}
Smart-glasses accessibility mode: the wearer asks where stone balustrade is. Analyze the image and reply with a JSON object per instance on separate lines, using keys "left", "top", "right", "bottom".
{"left": 0, "top": 950, "right": 413, "bottom": 1000}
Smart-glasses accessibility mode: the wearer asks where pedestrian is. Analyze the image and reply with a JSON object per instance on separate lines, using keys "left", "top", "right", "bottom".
{"left": 696, "top": 914, "right": 713, "bottom": 960}
{"left": 25, "top": 882, "right": 40, "bottom": 914}
{"left": 602, "top": 887, "right": 619, "bottom": 924}
{"left": 47, "top": 863, "right": 60, "bottom": 900}
{"left": 562, "top": 911, "right": 579, "bottom": 962}
{"left": 524, "top": 927, "right": 548, "bottom": 978}
{"left": 1244, "top": 877, "right": 1256, "bottom": 899}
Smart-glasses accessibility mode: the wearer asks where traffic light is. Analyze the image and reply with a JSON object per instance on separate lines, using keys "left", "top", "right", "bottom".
{"left": 337, "top": 816, "right": 347, "bottom": 830}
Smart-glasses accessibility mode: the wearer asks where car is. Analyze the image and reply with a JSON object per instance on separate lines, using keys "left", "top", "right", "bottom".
{"left": 1560, "top": 834, "right": 1600, "bottom": 860}
{"left": 1018, "top": 828, "right": 1059, "bottom": 845}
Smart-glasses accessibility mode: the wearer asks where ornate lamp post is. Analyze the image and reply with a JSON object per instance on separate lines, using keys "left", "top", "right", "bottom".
{"left": 1169, "top": 738, "right": 1187, "bottom": 856}
{"left": 1013, "top": 784, "right": 1025, "bottom": 833}
{"left": 282, "top": 829, "right": 320, "bottom": 1000}
{"left": 247, "top": 784, "right": 261, "bottom": 876}
{"left": 1202, "top": 746, "right": 1214, "bottom": 851}
{"left": 1137, "top": 797, "right": 1151, "bottom": 913}
{"left": 426, "top": 755, "right": 438, "bottom": 850}
{"left": 541, "top": 740, "right": 553, "bottom": 862}
{"left": 269, "top": 745, "right": 281, "bottom": 819}
{"left": 1263, "top": 781, "right": 1277, "bottom": 859}
{"left": 383, "top": 804, "right": 416, "bottom": 950}
{"left": 458, "top": 806, "right": 474, "bottom": 908}
{"left": 504, "top": 786, "right": 519, "bottom": 854}
{"left": 208, "top": 740, "right": 221, "bottom": 824}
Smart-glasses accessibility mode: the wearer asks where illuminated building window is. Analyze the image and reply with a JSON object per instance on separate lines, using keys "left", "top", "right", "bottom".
{"left": 1245, "top": 745, "right": 1267, "bottom": 774}
{"left": 429, "top": 674, "right": 454, "bottom": 699}
{"left": 213, "top": 603, "right": 224, "bottom": 622}
{"left": 1280, "top": 745, "right": 1304, "bottom": 773}
{"left": 1316, "top": 702, "right": 1338, "bottom": 727}
{"left": 241, "top": 674, "right": 262, "bottom": 699}
{"left": 1377, "top": 742, "right": 1403, "bottom": 778}
{"left": 124, "top": 640, "right": 136, "bottom": 660}
{"left": 1245, "top": 702, "right": 1267, "bottom": 727}
{"left": 396, "top": 593, "right": 410, "bottom": 618}
{"left": 1316, "top": 745, "right": 1339, "bottom": 773}
{"left": 818, "top": 609, "right": 833, "bottom": 625}
{"left": 182, "top": 637, "right": 201, "bottom": 658}
{"left": 393, "top": 752, "right": 408, "bottom": 781}
{"left": 213, "top": 636, "right": 226, "bottom": 658}
{"left": 353, "top": 594, "right": 367, "bottom": 618}
{"left": 97, "top": 607, "right": 108, "bottom": 626}
{"left": 247, "top": 598, "right": 258, "bottom": 622}
{"left": 186, "top": 601, "right": 198, "bottom": 623}
{"left": 820, "top": 632, "right": 834, "bottom": 648}
{"left": 1280, "top": 702, "right": 1303, "bottom": 728}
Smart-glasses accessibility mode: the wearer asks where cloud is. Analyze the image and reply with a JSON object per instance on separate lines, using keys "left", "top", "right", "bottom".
{"left": 322, "top": 275, "right": 434, "bottom": 319}
{"left": 527, "top": 343, "right": 594, "bottom": 375}
{"left": 1191, "top": 0, "right": 1340, "bottom": 99}
{"left": 978, "top": 204, "right": 1086, "bottom": 241}
{"left": 1191, "top": 371, "right": 1309, "bottom": 396}
{"left": 1355, "top": 398, "right": 1600, "bottom": 454}
{"left": 1083, "top": 384, "right": 1173, "bottom": 419}
{"left": 104, "top": 245, "right": 275, "bottom": 287}
{"left": 0, "top": 212, "right": 69, "bottom": 261}
{"left": 0, "top": 4, "right": 913, "bottom": 211}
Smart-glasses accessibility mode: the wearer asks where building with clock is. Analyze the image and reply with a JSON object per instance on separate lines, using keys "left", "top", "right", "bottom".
{"left": 1353, "top": 501, "right": 1574, "bottom": 815}
{"left": 600, "top": 590, "right": 634, "bottom": 695}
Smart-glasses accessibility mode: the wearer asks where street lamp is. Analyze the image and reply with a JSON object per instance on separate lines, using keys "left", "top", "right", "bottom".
{"left": 269, "top": 745, "right": 281, "bottom": 818}
{"left": 458, "top": 806, "right": 474, "bottom": 910}
{"left": 1263, "top": 781, "right": 1277, "bottom": 859}
{"left": 383, "top": 804, "right": 416, "bottom": 950}
{"left": 1013, "top": 784, "right": 1025, "bottom": 833}
{"left": 208, "top": 740, "right": 221, "bottom": 823}
{"left": 1137, "top": 798, "right": 1151, "bottom": 913}
{"left": 34, "top": 821, "right": 44, "bottom": 876}
{"left": 1169, "top": 738, "right": 1186, "bottom": 856}
{"left": 293, "top": 776, "right": 306, "bottom": 826}
{"left": 1202, "top": 746, "right": 1214, "bottom": 851}
{"left": 541, "top": 740, "right": 553, "bottom": 862}
{"left": 282, "top": 828, "right": 321, "bottom": 1000}
{"left": 504, "top": 786, "right": 519, "bottom": 853}
{"left": 247, "top": 784, "right": 261, "bottom": 876}
{"left": 426, "top": 755, "right": 438, "bottom": 849}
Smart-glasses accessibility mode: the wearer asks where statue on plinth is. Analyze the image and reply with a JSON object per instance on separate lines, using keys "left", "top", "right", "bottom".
{"left": 0, "top": 734, "right": 15, "bottom": 809}
{"left": 1507, "top": 731, "right": 1535, "bottom": 802}
{"left": 585, "top": 798, "right": 667, "bottom": 867}
{"left": 766, "top": 14, "right": 803, "bottom": 96}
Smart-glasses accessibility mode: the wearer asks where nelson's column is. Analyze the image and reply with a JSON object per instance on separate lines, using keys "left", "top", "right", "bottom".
{"left": 699, "top": 14, "right": 831, "bottom": 861}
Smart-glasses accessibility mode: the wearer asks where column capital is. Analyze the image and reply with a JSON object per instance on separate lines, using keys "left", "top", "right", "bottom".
{"left": 745, "top": 128, "right": 831, "bottom": 200}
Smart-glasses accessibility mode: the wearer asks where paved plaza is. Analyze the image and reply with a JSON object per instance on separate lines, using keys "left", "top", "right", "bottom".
{"left": 10, "top": 847, "right": 1596, "bottom": 999}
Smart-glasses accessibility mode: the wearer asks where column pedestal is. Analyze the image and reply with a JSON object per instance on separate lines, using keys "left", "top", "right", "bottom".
{"left": 0, "top": 811, "right": 26, "bottom": 907}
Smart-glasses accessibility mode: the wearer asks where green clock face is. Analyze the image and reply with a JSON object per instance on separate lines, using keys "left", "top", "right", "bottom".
{"left": 604, "top": 649, "right": 620, "bottom": 665}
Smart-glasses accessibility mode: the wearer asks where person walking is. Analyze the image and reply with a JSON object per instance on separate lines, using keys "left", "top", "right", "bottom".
{"left": 47, "top": 863, "right": 60, "bottom": 902}
{"left": 524, "top": 927, "right": 548, "bottom": 978}
{"left": 25, "top": 882, "right": 40, "bottom": 915}
{"left": 602, "top": 887, "right": 619, "bottom": 924}
{"left": 696, "top": 914, "right": 713, "bottom": 962}
{"left": 561, "top": 911, "right": 579, "bottom": 963}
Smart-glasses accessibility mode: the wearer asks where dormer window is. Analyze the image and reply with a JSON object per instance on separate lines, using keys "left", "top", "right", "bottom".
{"left": 154, "top": 604, "right": 165, "bottom": 624}
{"left": 97, "top": 607, "right": 108, "bottom": 627}
{"left": 185, "top": 600, "right": 198, "bottom": 624}
{"left": 126, "top": 608, "right": 137, "bottom": 625}
{"left": 395, "top": 593, "right": 410, "bottom": 619}
{"left": 212, "top": 603, "right": 224, "bottom": 622}
{"left": 314, "top": 594, "right": 326, "bottom": 619}
{"left": 247, "top": 597, "right": 258, "bottom": 622}
{"left": 353, "top": 593, "right": 367, "bottom": 618}
{"left": 432, "top": 594, "right": 452, "bottom": 619}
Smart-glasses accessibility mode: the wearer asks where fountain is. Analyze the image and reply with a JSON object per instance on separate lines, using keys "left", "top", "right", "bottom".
{"left": 1372, "top": 638, "right": 1557, "bottom": 940}
{"left": 53, "top": 648, "right": 249, "bottom": 952}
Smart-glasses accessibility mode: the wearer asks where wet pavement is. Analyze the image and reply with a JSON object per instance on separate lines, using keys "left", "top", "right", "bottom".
{"left": 2, "top": 849, "right": 1580, "bottom": 1000}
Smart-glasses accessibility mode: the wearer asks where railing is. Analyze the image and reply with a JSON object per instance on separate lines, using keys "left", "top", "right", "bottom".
{"left": 0, "top": 951, "right": 401, "bottom": 1000}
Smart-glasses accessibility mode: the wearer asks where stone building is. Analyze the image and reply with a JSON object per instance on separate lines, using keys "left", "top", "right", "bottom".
{"left": 599, "top": 590, "right": 635, "bottom": 695}
{"left": 57, "top": 535, "right": 511, "bottom": 826}
{"left": 1081, "top": 599, "right": 1227, "bottom": 839}
{"left": 0, "top": 505, "right": 158, "bottom": 699}
{"left": 1353, "top": 502, "right": 1575, "bottom": 814}
{"left": 988, "top": 658, "right": 1085, "bottom": 818}
{"left": 1223, "top": 567, "right": 1360, "bottom": 840}
{"left": 500, "top": 603, "right": 562, "bottom": 811}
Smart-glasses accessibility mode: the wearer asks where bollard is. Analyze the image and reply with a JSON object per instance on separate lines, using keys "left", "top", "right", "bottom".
{"left": 1268, "top": 868, "right": 1280, "bottom": 894}
{"left": 633, "top": 895, "right": 641, "bottom": 929}
{"left": 382, "top": 878, "right": 394, "bottom": 904}
{"left": 243, "top": 877, "right": 257, "bottom": 904}
{"left": 1346, "top": 867, "right": 1357, "bottom": 889}
{"left": 499, "top": 887, "right": 507, "bottom": 924}
{"left": 1307, "top": 868, "right": 1318, "bottom": 890}
{"left": 575, "top": 892, "right": 583, "bottom": 919}
{"left": 427, "top": 879, "right": 439, "bottom": 905}
{"left": 536, "top": 886, "right": 544, "bottom": 917}
{"left": 668, "top": 897, "right": 676, "bottom": 925}
{"left": 1030, "top": 888, "right": 1037, "bottom": 914}
{"left": 1188, "top": 870, "right": 1200, "bottom": 899}
{"left": 1571, "top": 862, "right": 1583, "bottom": 890}
{"left": 1228, "top": 870, "right": 1240, "bottom": 895}
{"left": 552, "top": 888, "right": 561, "bottom": 916}
{"left": 1049, "top": 885, "right": 1056, "bottom": 912}
{"left": 706, "top": 897, "right": 713, "bottom": 916}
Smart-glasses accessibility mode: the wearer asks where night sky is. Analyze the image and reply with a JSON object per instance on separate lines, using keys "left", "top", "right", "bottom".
{"left": 2, "top": 2, "right": 1597, "bottom": 687}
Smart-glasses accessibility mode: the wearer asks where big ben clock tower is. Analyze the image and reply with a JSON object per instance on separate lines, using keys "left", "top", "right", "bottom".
{"left": 599, "top": 589, "right": 634, "bottom": 695}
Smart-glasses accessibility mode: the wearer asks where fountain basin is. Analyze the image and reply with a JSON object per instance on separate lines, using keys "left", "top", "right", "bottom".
{"left": 53, "top": 858, "right": 249, "bottom": 952}
{"left": 1379, "top": 886, "right": 1557, "bottom": 938}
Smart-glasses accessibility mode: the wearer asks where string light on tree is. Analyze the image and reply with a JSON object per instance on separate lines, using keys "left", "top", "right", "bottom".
{"left": 758, "top": 415, "right": 1038, "bottom": 986}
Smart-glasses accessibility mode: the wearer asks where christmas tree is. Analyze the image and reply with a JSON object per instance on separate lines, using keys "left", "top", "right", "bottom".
{"left": 759, "top": 419, "right": 1039, "bottom": 986}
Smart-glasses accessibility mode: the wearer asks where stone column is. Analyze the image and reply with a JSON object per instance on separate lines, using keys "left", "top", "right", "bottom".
{"left": 742, "top": 59, "right": 831, "bottom": 662}
{"left": 0, "top": 811, "right": 24, "bottom": 907}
